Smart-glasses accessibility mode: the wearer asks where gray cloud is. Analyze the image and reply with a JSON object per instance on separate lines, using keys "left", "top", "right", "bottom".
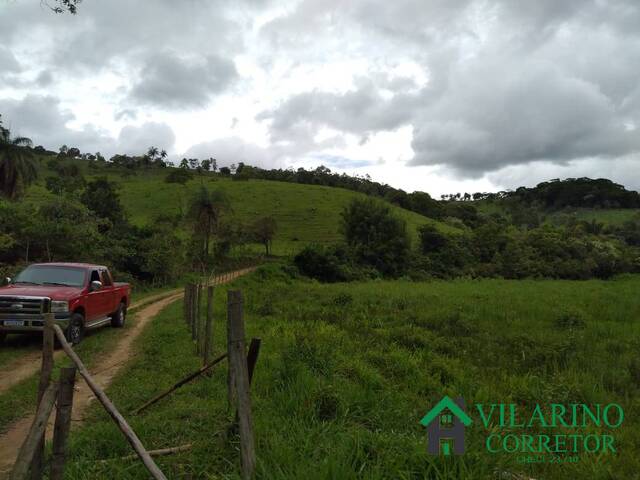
{"left": 0, "top": 47, "right": 21, "bottom": 73}
{"left": 256, "top": 0, "right": 640, "bottom": 177}
{"left": 2, "top": 0, "right": 640, "bottom": 188}
{"left": 0, "top": 94, "right": 175, "bottom": 157}
{"left": 117, "top": 122, "right": 176, "bottom": 156}
{"left": 183, "top": 137, "right": 282, "bottom": 170}
{"left": 129, "top": 52, "right": 237, "bottom": 109}
{"left": 257, "top": 78, "right": 421, "bottom": 143}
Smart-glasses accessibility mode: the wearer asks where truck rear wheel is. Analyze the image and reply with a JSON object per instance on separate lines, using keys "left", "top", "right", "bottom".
{"left": 66, "top": 313, "right": 85, "bottom": 346}
{"left": 111, "top": 302, "right": 126, "bottom": 328}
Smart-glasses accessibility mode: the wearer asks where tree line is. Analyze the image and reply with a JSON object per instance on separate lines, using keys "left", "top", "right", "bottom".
{"left": 294, "top": 197, "right": 640, "bottom": 282}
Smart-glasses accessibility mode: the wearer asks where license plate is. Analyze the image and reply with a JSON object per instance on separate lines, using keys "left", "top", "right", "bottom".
{"left": 4, "top": 320, "right": 24, "bottom": 327}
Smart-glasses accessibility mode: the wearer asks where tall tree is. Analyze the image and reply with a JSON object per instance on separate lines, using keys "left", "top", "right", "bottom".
{"left": 251, "top": 216, "right": 277, "bottom": 255}
{"left": 0, "top": 120, "right": 37, "bottom": 200}
{"left": 186, "top": 187, "right": 230, "bottom": 257}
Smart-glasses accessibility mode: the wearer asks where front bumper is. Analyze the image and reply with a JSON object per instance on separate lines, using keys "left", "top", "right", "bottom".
{"left": 0, "top": 313, "right": 71, "bottom": 334}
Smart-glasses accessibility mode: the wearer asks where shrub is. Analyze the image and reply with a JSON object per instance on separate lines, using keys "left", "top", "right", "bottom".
{"left": 165, "top": 168, "right": 193, "bottom": 184}
{"left": 294, "top": 244, "right": 350, "bottom": 282}
{"left": 341, "top": 198, "right": 411, "bottom": 277}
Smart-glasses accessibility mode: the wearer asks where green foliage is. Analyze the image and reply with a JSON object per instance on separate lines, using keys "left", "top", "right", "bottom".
{"left": 0, "top": 126, "right": 37, "bottom": 200}
{"left": 249, "top": 216, "right": 277, "bottom": 255}
{"left": 164, "top": 168, "right": 192, "bottom": 184}
{"left": 185, "top": 187, "right": 231, "bottom": 264}
{"left": 294, "top": 244, "right": 351, "bottom": 282}
{"left": 80, "top": 177, "right": 125, "bottom": 225}
{"left": 341, "top": 198, "right": 411, "bottom": 276}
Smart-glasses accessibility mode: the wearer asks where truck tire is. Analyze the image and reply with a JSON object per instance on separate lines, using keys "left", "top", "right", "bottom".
{"left": 111, "top": 302, "right": 126, "bottom": 328}
{"left": 66, "top": 313, "right": 85, "bottom": 346}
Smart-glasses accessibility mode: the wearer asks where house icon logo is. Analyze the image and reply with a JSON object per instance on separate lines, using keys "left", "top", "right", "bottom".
{"left": 420, "top": 396, "right": 472, "bottom": 455}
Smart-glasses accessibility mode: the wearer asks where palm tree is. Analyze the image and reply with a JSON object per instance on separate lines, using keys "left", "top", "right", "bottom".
{"left": 187, "top": 187, "right": 230, "bottom": 257}
{"left": 0, "top": 124, "right": 37, "bottom": 200}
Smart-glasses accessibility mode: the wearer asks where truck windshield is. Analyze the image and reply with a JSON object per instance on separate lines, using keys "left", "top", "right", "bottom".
{"left": 14, "top": 266, "right": 86, "bottom": 287}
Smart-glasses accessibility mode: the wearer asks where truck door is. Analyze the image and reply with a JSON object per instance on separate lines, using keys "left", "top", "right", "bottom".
{"left": 99, "top": 268, "right": 117, "bottom": 316}
{"left": 86, "top": 269, "right": 106, "bottom": 320}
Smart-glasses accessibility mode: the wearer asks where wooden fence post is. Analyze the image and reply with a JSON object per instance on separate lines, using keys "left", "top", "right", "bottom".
{"left": 227, "top": 290, "right": 256, "bottom": 480}
{"left": 190, "top": 284, "right": 197, "bottom": 341}
{"left": 50, "top": 367, "right": 76, "bottom": 480}
{"left": 10, "top": 383, "right": 59, "bottom": 480}
{"left": 203, "top": 286, "right": 214, "bottom": 366}
{"left": 183, "top": 285, "right": 189, "bottom": 326}
{"left": 196, "top": 283, "right": 203, "bottom": 355}
{"left": 29, "top": 311, "right": 54, "bottom": 479}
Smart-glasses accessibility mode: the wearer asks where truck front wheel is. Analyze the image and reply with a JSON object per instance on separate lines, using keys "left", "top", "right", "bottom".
{"left": 111, "top": 302, "right": 126, "bottom": 328}
{"left": 66, "top": 313, "right": 85, "bottom": 346}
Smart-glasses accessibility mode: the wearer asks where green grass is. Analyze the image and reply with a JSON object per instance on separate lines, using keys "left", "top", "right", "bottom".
{"left": 23, "top": 159, "right": 457, "bottom": 256}
{"left": 63, "top": 266, "right": 640, "bottom": 479}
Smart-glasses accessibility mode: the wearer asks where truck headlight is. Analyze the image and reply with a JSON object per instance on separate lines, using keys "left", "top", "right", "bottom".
{"left": 51, "top": 301, "right": 69, "bottom": 313}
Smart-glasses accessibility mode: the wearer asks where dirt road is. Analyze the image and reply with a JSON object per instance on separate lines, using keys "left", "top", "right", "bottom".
{"left": 0, "top": 267, "right": 254, "bottom": 477}
{"left": 0, "top": 290, "right": 182, "bottom": 396}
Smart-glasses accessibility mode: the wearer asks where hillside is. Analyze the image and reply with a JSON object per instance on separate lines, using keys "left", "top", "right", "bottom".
{"left": 23, "top": 158, "right": 457, "bottom": 256}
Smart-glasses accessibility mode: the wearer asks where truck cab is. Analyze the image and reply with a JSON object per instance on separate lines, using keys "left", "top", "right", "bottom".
{"left": 0, "top": 263, "right": 131, "bottom": 345}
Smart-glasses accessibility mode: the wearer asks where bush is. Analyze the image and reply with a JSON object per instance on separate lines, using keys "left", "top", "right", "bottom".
{"left": 294, "top": 244, "right": 349, "bottom": 282}
{"left": 165, "top": 168, "right": 193, "bottom": 184}
{"left": 341, "top": 198, "right": 411, "bottom": 277}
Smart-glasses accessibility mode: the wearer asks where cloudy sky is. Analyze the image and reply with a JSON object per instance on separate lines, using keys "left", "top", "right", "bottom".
{"left": 1, "top": 0, "right": 639, "bottom": 197}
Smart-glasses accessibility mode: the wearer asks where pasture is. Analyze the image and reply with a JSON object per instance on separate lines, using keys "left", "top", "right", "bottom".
{"left": 60, "top": 266, "right": 640, "bottom": 479}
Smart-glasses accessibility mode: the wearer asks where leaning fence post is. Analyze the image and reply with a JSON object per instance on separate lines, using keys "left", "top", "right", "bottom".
{"left": 227, "top": 290, "right": 256, "bottom": 480}
{"left": 29, "top": 311, "right": 54, "bottom": 479}
{"left": 203, "top": 286, "right": 214, "bottom": 366}
{"left": 50, "top": 367, "right": 77, "bottom": 480}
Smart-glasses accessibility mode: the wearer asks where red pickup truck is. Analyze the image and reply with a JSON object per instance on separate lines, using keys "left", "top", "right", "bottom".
{"left": 0, "top": 263, "right": 130, "bottom": 345}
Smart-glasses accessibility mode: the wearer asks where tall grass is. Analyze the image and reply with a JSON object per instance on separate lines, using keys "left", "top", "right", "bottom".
{"left": 62, "top": 267, "right": 640, "bottom": 479}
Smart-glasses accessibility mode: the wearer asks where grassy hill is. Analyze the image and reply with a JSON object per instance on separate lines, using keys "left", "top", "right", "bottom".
{"left": 24, "top": 159, "right": 458, "bottom": 256}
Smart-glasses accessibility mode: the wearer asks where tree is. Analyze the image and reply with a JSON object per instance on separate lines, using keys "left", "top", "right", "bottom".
{"left": 186, "top": 187, "right": 230, "bottom": 259}
{"left": 80, "top": 177, "right": 125, "bottom": 225}
{"left": 418, "top": 224, "right": 448, "bottom": 254}
{"left": 165, "top": 168, "right": 192, "bottom": 184}
{"left": 180, "top": 158, "right": 189, "bottom": 169}
{"left": 219, "top": 166, "right": 231, "bottom": 176}
{"left": 251, "top": 216, "right": 277, "bottom": 255}
{"left": 0, "top": 123, "right": 37, "bottom": 200}
{"left": 341, "top": 198, "right": 411, "bottom": 276}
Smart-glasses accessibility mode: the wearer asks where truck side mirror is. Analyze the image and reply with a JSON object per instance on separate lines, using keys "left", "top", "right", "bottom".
{"left": 90, "top": 280, "right": 102, "bottom": 291}
{"left": 4, "top": 277, "right": 11, "bottom": 286}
